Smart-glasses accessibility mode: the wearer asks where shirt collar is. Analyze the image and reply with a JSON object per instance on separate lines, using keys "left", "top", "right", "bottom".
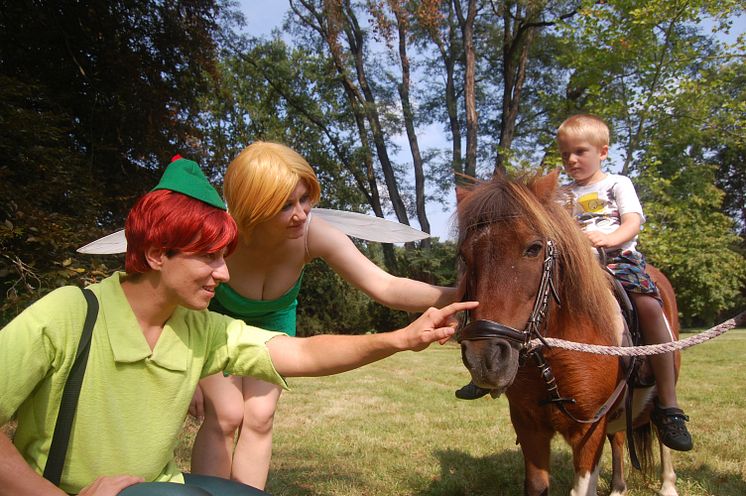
{"left": 98, "top": 273, "right": 189, "bottom": 371}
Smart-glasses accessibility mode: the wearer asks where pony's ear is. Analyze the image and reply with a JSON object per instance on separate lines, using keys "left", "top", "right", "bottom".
{"left": 455, "top": 186, "right": 470, "bottom": 206}
{"left": 455, "top": 174, "right": 479, "bottom": 207}
{"left": 530, "top": 168, "right": 561, "bottom": 205}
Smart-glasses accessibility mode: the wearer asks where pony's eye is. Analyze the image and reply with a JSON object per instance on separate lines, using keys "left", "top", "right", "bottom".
{"left": 524, "top": 242, "right": 543, "bottom": 258}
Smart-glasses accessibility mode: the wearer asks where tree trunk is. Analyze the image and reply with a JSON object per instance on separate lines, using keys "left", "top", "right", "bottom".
{"left": 341, "top": 1, "right": 411, "bottom": 228}
{"left": 290, "top": 0, "right": 398, "bottom": 269}
{"left": 455, "top": 0, "right": 478, "bottom": 178}
{"left": 492, "top": 1, "right": 579, "bottom": 174}
{"left": 420, "top": 2, "right": 464, "bottom": 184}
{"left": 392, "top": 2, "right": 431, "bottom": 247}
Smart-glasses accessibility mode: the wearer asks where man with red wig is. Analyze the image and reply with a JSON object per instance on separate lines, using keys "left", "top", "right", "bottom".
{"left": 0, "top": 157, "right": 476, "bottom": 496}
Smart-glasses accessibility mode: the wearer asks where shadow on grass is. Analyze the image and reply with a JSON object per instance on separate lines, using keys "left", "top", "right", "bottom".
{"left": 419, "top": 447, "right": 574, "bottom": 496}
{"left": 421, "top": 449, "right": 746, "bottom": 496}
{"left": 268, "top": 465, "right": 366, "bottom": 496}
{"left": 672, "top": 465, "right": 746, "bottom": 496}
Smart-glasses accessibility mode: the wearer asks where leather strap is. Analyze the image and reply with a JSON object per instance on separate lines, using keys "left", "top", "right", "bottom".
{"left": 43, "top": 287, "right": 98, "bottom": 486}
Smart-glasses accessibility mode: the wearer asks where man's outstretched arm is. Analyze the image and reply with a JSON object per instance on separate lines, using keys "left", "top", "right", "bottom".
{"left": 268, "top": 301, "right": 477, "bottom": 377}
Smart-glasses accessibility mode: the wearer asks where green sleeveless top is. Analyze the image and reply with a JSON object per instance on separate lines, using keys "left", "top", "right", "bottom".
{"left": 209, "top": 271, "right": 304, "bottom": 336}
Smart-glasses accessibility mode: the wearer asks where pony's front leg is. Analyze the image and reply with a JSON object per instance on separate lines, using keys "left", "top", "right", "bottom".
{"left": 608, "top": 432, "right": 627, "bottom": 496}
{"left": 657, "top": 442, "right": 678, "bottom": 496}
{"left": 568, "top": 421, "right": 606, "bottom": 496}
{"left": 516, "top": 426, "right": 552, "bottom": 496}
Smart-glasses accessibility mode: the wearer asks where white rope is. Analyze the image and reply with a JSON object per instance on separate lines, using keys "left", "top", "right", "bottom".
{"left": 530, "top": 311, "right": 746, "bottom": 356}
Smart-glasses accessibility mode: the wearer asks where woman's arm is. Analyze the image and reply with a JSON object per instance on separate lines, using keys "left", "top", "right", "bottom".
{"left": 308, "top": 216, "right": 459, "bottom": 312}
{"left": 266, "top": 301, "right": 477, "bottom": 377}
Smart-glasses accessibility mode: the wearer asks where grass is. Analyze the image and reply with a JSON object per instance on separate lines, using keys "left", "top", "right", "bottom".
{"left": 173, "top": 327, "right": 746, "bottom": 495}
{"left": 4, "top": 328, "right": 743, "bottom": 494}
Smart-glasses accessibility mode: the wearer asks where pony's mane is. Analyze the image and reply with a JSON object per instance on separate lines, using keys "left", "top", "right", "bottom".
{"left": 458, "top": 173, "right": 618, "bottom": 332}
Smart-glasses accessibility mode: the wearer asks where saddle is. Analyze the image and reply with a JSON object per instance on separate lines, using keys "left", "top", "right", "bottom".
{"left": 599, "top": 254, "right": 654, "bottom": 470}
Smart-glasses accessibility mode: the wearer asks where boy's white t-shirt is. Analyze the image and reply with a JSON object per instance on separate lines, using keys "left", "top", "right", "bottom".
{"left": 567, "top": 173, "right": 645, "bottom": 254}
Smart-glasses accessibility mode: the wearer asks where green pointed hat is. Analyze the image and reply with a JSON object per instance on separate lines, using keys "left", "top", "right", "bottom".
{"left": 152, "top": 155, "right": 226, "bottom": 210}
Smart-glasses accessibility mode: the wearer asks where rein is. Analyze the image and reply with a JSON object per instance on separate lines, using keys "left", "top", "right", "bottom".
{"left": 458, "top": 239, "right": 629, "bottom": 425}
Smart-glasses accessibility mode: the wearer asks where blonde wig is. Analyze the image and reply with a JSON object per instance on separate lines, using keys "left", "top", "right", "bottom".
{"left": 224, "top": 141, "right": 321, "bottom": 235}
{"left": 557, "top": 114, "right": 610, "bottom": 148}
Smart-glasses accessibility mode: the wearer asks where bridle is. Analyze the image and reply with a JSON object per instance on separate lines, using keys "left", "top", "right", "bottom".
{"left": 457, "top": 239, "right": 560, "bottom": 356}
{"left": 457, "top": 239, "right": 628, "bottom": 425}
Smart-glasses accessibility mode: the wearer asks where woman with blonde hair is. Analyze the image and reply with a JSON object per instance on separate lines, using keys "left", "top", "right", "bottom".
{"left": 189, "top": 141, "right": 458, "bottom": 489}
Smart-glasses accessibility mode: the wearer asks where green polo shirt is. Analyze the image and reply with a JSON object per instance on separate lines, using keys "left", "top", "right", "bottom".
{"left": 0, "top": 273, "right": 287, "bottom": 494}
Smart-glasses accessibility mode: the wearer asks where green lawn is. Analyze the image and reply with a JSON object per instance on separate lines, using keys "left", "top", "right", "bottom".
{"left": 4, "top": 328, "right": 743, "bottom": 494}
{"left": 174, "top": 328, "right": 746, "bottom": 495}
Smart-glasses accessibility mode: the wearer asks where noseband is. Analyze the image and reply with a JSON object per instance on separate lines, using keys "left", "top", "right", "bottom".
{"left": 457, "top": 239, "right": 561, "bottom": 355}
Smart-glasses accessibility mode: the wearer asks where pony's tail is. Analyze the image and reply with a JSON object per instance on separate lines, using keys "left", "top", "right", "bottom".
{"left": 632, "top": 422, "right": 654, "bottom": 475}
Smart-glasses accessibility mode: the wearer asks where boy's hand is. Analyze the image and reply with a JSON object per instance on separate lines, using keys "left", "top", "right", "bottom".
{"left": 400, "top": 301, "right": 478, "bottom": 351}
{"left": 584, "top": 230, "right": 612, "bottom": 248}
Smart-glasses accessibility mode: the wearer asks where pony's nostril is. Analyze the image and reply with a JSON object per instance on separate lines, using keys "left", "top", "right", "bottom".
{"left": 461, "top": 338, "right": 520, "bottom": 392}
{"left": 485, "top": 341, "right": 514, "bottom": 371}
{"left": 461, "top": 342, "right": 477, "bottom": 369}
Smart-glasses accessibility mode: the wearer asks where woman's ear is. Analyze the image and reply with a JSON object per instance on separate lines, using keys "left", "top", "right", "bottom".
{"left": 144, "top": 245, "right": 166, "bottom": 271}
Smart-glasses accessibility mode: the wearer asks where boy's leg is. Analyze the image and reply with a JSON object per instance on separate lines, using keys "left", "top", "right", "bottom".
{"left": 632, "top": 293, "right": 678, "bottom": 408}
{"left": 632, "top": 293, "right": 692, "bottom": 451}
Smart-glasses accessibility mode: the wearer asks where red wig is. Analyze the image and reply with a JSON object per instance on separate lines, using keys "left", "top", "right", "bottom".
{"left": 125, "top": 190, "right": 238, "bottom": 273}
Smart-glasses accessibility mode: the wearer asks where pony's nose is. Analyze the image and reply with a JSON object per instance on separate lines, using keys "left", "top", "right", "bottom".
{"left": 461, "top": 339, "right": 517, "bottom": 380}
{"left": 485, "top": 340, "right": 516, "bottom": 373}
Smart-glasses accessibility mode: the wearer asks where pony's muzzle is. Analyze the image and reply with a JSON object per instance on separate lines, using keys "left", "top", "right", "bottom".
{"left": 461, "top": 339, "right": 520, "bottom": 393}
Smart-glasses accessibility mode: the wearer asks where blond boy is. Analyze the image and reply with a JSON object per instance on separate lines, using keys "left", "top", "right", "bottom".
{"left": 556, "top": 114, "right": 692, "bottom": 451}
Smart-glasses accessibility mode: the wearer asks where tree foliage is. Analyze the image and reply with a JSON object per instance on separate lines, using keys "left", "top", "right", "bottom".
{"left": 539, "top": 0, "right": 746, "bottom": 323}
{"left": 0, "top": 0, "right": 232, "bottom": 320}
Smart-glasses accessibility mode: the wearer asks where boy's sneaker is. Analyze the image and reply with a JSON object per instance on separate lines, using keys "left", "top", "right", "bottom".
{"left": 455, "top": 382, "right": 490, "bottom": 400}
{"left": 651, "top": 401, "right": 693, "bottom": 451}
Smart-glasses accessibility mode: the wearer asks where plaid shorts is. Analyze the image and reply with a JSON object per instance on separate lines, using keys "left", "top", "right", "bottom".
{"left": 606, "top": 249, "right": 660, "bottom": 300}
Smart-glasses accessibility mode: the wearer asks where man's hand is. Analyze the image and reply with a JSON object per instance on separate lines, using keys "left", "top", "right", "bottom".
{"left": 189, "top": 383, "right": 205, "bottom": 419}
{"left": 267, "top": 301, "right": 478, "bottom": 377}
{"left": 399, "top": 301, "right": 478, "bottom": 351}
{"left": 78, "top": 475, "right": 143, "bottom": 496}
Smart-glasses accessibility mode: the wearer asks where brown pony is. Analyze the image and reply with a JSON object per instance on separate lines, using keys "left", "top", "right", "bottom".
{"left": 456, "top": 170, "right": 681, "bottom": 496}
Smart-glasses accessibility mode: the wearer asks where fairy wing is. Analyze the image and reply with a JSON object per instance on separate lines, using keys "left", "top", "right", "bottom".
{"left": 76, "top": 209, "right": 430, "bottom": 254}
{"left": 313, "top": 208, "right": 429, "bottom": 243}
{"left": 77, "top": 229, "right": 127, "bottom": 254}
